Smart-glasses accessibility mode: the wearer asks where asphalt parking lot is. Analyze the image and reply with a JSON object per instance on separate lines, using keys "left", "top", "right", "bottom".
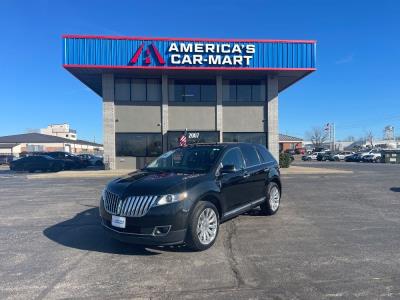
{"left": 1, "top": 162, "right": 400, "bottom": 299}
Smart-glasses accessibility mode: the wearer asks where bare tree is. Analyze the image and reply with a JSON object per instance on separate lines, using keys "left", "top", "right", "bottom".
{"left": 306, "top": 126, "right": 328, "bottom": 148}
{"left": 365, "top": 130, "right": 374, "bottom": 147}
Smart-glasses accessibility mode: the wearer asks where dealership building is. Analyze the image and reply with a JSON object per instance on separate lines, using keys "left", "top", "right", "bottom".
{"left": 63, "top": 35, "right": 316, "bottom": 169}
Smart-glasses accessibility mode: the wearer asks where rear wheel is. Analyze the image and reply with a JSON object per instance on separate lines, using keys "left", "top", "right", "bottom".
{"left": 186, "top": 201, "right": 219, "bottom": 251}
{"left": 260, "top": 182, "right": 281, "bottom": 215}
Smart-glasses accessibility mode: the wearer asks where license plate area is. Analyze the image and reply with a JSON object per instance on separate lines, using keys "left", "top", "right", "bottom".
{"left": 111, "top": 215, "right": 126, "bottom": 228}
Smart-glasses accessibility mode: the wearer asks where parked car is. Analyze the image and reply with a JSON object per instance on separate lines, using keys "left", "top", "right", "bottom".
{"left": 317, "top": 152, "right": 335, "bottom": 161}
{"left": 295, "top": 148, "right": 306, "bottom": 155}
{"left": 284, "top": 149, "right": 296, "bottom": 155}
{"left": 0, "top": 155, "right": 14, "bottom": 165}
{"left": 345, "top": 153, "right": 362, "bottom": 162}
{"left": 9, "top": 155, "right": 64, "bottom": 172}
{"left": 360, "top": 149, "right": 380, "bottom": 159}
{"left": 302, "top": 152, "right": 320, "bottom": 161}
{"left": 333, "top": 151, "right": 354, "bottom": 161}
{"left": 100, "top": 143, "right": 281, "bottom": 251}
{"left": 77, "top": 154, "right": 104, "bottom": 166}
{"left": 45, "top": 152, "right": 87, "bottom": 169}
{"left": 362, "top": 153, "right": 382, "bottom": 163}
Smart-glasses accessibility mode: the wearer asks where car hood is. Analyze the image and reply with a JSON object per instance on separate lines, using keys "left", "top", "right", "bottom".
{"left": 106, "top": 169, "right": 207, "bottom": 198}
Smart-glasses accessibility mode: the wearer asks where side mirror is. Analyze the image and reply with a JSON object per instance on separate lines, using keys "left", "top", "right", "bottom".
{"left": 220, "top": 164, "right": 236, "bottom": 174}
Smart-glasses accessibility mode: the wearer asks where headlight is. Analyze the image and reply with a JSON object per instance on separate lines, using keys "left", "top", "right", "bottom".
{"left": 101, "top": 188, "right": 106, "bottom": 200}
{"left": 156, "top": 192, "right": 187, "bottom": 206}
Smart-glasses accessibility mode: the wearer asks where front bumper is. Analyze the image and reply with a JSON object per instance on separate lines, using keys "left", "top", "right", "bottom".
{"left": 102, "top": 222, "right": 187, "bottom": 246}
{"left": 99, "top": 197, "right": 190, "bottom": 246}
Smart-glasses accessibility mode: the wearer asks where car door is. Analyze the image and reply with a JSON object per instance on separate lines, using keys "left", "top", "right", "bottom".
{"left": 239, "top": 144, "right": 265, "bottom": 205}
{"left": 218, "top": 147, "right": 247, "bottom": 212}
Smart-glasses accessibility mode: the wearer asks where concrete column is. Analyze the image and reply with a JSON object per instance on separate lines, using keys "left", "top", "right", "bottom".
{"left": 216, "top": 75, "right": 223, "bottom": 142}
{"left": 266, "top": 76, "right": 279, "bottom": 162}
{"left": 161, "top": 74, "right": 169, "bottom": 152}
{"left": 102, "top": 73, "right": 116, "bottom": 170}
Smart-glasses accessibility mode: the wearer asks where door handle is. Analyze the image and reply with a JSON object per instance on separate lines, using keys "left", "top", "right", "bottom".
{"left": 243, "top": 172, "right": 250, "bottom": 178}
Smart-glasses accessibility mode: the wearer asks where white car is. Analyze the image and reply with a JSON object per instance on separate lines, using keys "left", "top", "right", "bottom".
{"left": 77, "top": 154, "right": 104, "bottom": 166}
{"left": 302, "top": 152, "right": 320, "bottom": 161}
{"left": 360, "top": 149, "right": 380, "bottom": 158}
{"left": 362, "top": 153, "right": 382, "bottom": 163}
{"left": 333, "top": 151, "right": 354, "bottom": 161}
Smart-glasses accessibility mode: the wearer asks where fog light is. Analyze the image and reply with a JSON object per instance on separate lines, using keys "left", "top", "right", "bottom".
{"left": 153, "top": 225, "right": 171, "bottom": 236}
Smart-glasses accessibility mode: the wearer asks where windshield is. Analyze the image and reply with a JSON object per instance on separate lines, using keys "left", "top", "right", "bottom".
{"left": 145, "top": 146, "right": 223, "bottom": 173}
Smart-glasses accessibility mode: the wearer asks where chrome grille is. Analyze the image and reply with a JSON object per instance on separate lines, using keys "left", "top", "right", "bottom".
{"left": 103, "top": 190, "right": 158, "bottom": 217}
{"left": 103, "top": 190, "right": 120, "bottom": 215}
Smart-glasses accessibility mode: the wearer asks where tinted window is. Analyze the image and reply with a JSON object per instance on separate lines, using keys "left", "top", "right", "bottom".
{"left": 222, "top": 80, "right": 263, "bottom": 102}
{"left": 255, "top": 144, "right": 275, "bottom": 163}
{"left": 223, "top": 132, "right": 266, "bottom": 145}
{"left": 115, "top": 78, "right": 161, "bottom": 102}
{"left": 169, "top": 79, "right": 216, "bottom": 102}
{"left": 167, "top": 131, "right": 219, "bottom": 150}
{"left": 116, "top": 133, "right": 162, "bottom": 157}
{"left": 240, "top": 144, "right": 260, "bottom": 167}
{"left": 146, "top": 79, "right": 162, "bottom": 101}
{"left": 146, "top": 146, "right": 223, "bottom": 173}
{"left": 131, "top": 79, "right": 146, "bottom": 101}
{"left": 221, "top": 148, "right": 244, "bottom": 171}
{"left": 115, "top": 78, "right": 131, "bottom": 101}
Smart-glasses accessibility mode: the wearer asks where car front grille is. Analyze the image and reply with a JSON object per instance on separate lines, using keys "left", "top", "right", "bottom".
{"left": 103, "top": 190, "right": 159, "bottom": 217}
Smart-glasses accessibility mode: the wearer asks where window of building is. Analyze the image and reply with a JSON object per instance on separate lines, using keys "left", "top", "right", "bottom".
{"left": 116, "top": 133, "right": 162, "bottom": 157}
{"left": 115, "top": 78, "right": 131, "bottom": 101}
{"left": 223, "top": 132, "right": 266, "bottom": 145}
{"left": 167, "top": 131, "right": 219, "bottom": 150}
{"left": 115, "top": 78, "right": 161, "bottom": 102}
{"left": 169, "top": 79, "right": 216, "bottom": 102}
{"left": 222, "top": 80, "right": 263, "bottom": 102}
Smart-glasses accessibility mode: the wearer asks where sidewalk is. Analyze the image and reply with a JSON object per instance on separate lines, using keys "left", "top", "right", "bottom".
{"left": 280, "top": 165, "right": 352, "bottom": 175}
{"left": 27, "top": 169, "right": 131, "bottom": 179}
{"left": 26, "top": 165, "right": 352, "bottom": 179}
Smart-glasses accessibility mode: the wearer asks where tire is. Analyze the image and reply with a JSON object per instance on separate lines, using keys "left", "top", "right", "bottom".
{"left": 260, "top": 182, "right": 281, "bottom": 215}
{"left": 185, "top": 201, "right": 219, "bottom": 251}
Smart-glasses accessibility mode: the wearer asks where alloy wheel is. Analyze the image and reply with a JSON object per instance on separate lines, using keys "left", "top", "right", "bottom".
{"left": 196, "top": 208, "right": 218, "bottom": 245}
{"left": 269, "top": 186, "right": 280, "bottom": 212}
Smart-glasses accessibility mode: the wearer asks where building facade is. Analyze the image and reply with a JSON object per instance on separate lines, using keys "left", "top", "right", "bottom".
{"left": 0, "top": 133, "right": 103, "bottom": 156}
{"left": 63, "top": 35, "right": 316, "bottom": 169}
{"left": 279, "top": 134, "right": 303, "bottom": 152}
{"left": 40, "top": 123, "right": 77, "bottom": 140}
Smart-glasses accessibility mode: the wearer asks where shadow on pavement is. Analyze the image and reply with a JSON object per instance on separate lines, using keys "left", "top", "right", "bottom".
{"left": 43, "top": 208, "right": 161, "bottom": 256}
{"left": 390, "top": 187, "right": 400, "bottom": 192}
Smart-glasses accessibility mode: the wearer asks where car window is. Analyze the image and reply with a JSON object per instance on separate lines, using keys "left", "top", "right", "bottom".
{"left": 255, "top": 144, "right": 275, "bottom": 163}
{"left": 220, "top": 148, "right": 244, "bottom": 171}
{"left": 240, "top": 144, "right": 260, "bottom": 167}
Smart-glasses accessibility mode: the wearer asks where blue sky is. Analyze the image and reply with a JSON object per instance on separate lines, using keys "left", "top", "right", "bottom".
{"left": 1, "top": 0, "right": 399, "bottom": 143}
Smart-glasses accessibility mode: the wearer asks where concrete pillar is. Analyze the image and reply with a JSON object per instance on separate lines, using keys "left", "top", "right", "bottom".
{"left": 216, "top": 75, "right": 223, "bottom": 142}
{"left": 266, "top": 76, "right": 279, "bottom": 162}
{"left": 161, "top": 74, "right": 169, "bottom": 152}
{"left": 102, "top": 73, "right": 116, "bottom": 170}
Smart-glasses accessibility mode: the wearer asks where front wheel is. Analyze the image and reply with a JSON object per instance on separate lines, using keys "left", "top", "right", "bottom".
{"left": 186, "top": 201, "right": 219, "bottom": 251}
{"left": 260, "top": 182, "right": 281, "bottom": 215}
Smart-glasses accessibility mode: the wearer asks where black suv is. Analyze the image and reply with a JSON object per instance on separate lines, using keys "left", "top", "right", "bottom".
{"left": 99, "top": 143, "right": 281, "bottom": 251}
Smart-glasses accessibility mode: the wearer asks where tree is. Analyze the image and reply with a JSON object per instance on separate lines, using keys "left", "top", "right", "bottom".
{"left": 365, "top": 130, "right": 374, "bottom": 147}
{"left": 306, "top": 126, "right": 328, "bottom": 148}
